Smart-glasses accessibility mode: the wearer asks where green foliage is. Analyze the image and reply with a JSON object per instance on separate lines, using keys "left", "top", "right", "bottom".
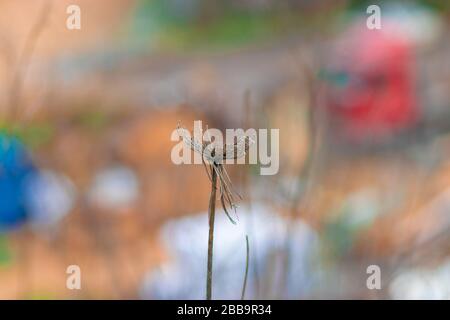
{"left": 130, "top": 0, "right": 341, "bottom": 51}
{"left": 24, "top": 292, "right": 58, "bottom": 300}
{"left": 73, "top": 109, "right": 109, "bottom": 133}
{"left": 0, "top": 235, "right": 13, "bottom": 267}
{"left": 0, "top": 122, "right": 54, "bottom": 149}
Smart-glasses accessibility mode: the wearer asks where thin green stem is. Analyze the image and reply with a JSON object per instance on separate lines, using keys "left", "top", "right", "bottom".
{"left": 241, "top": 235, "right": 250, "bottom": 300}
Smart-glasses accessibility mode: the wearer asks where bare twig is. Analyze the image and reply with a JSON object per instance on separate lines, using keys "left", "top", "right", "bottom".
{"left": 278, "top": 44, "right": 327, "bottom": 298}
{"left": 9, "top": 0, "right": 52, "bottom": 122}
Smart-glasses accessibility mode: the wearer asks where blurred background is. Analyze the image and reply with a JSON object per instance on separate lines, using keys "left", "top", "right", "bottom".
{"left": 0, "top": 0, "right": 449, "bottom": 299}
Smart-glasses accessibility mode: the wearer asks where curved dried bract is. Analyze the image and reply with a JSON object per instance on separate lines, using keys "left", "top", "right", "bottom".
{"left": 177, "top": 124, "right": 204, "bottom": 155}
{"left": 224, "top": 135, "right": 255, "bottom": 160}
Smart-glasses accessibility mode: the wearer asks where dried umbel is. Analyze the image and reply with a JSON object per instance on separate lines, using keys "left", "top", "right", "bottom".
{"left": 177, "top": 121, "right": 254, "bottom": 300}
{"left": 177, "top": 123, "right": 254, "bottom": 224}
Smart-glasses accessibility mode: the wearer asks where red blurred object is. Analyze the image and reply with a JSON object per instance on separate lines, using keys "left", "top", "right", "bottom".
{"left": 325, "top": 24, "right": 418, "bottom": 140}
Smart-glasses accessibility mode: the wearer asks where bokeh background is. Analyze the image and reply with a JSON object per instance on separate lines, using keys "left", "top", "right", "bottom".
{"left": 0, "top": 0, "right": 449, "bottom": 299}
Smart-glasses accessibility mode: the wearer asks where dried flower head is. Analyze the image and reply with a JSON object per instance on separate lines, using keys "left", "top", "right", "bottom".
{"left": 177, "top": 122, "right": 254, "bottom": 224}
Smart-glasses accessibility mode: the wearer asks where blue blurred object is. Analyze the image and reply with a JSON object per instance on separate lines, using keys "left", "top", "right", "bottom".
{"left": 24, "top": 169, "right": 76, "bottom": 230}
{"left": 0, "top": 134, "right": 36, "bottom": 231}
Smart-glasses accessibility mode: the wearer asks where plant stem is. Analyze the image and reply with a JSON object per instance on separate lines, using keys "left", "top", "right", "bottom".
{"left": 241, "top": 235, "right": 250, "bottom": 300}
{"left": 206, "top": 165, "right": 217, "bottom": 300}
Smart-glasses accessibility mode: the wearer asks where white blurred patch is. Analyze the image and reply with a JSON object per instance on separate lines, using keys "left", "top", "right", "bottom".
{"left": 24, "top": 170, "right": 76, "bottom": 228}
{"left": 88, "top": 166, "right": 139, "bottom": 211}
{"left": 140, "top": 204, "right": 319, "bottom": 299}
{"left": 389, "top": 260, "right": 450, "bottom": 300}
{"left": 383, "top": 3, "right": 444, "bottom": 47}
